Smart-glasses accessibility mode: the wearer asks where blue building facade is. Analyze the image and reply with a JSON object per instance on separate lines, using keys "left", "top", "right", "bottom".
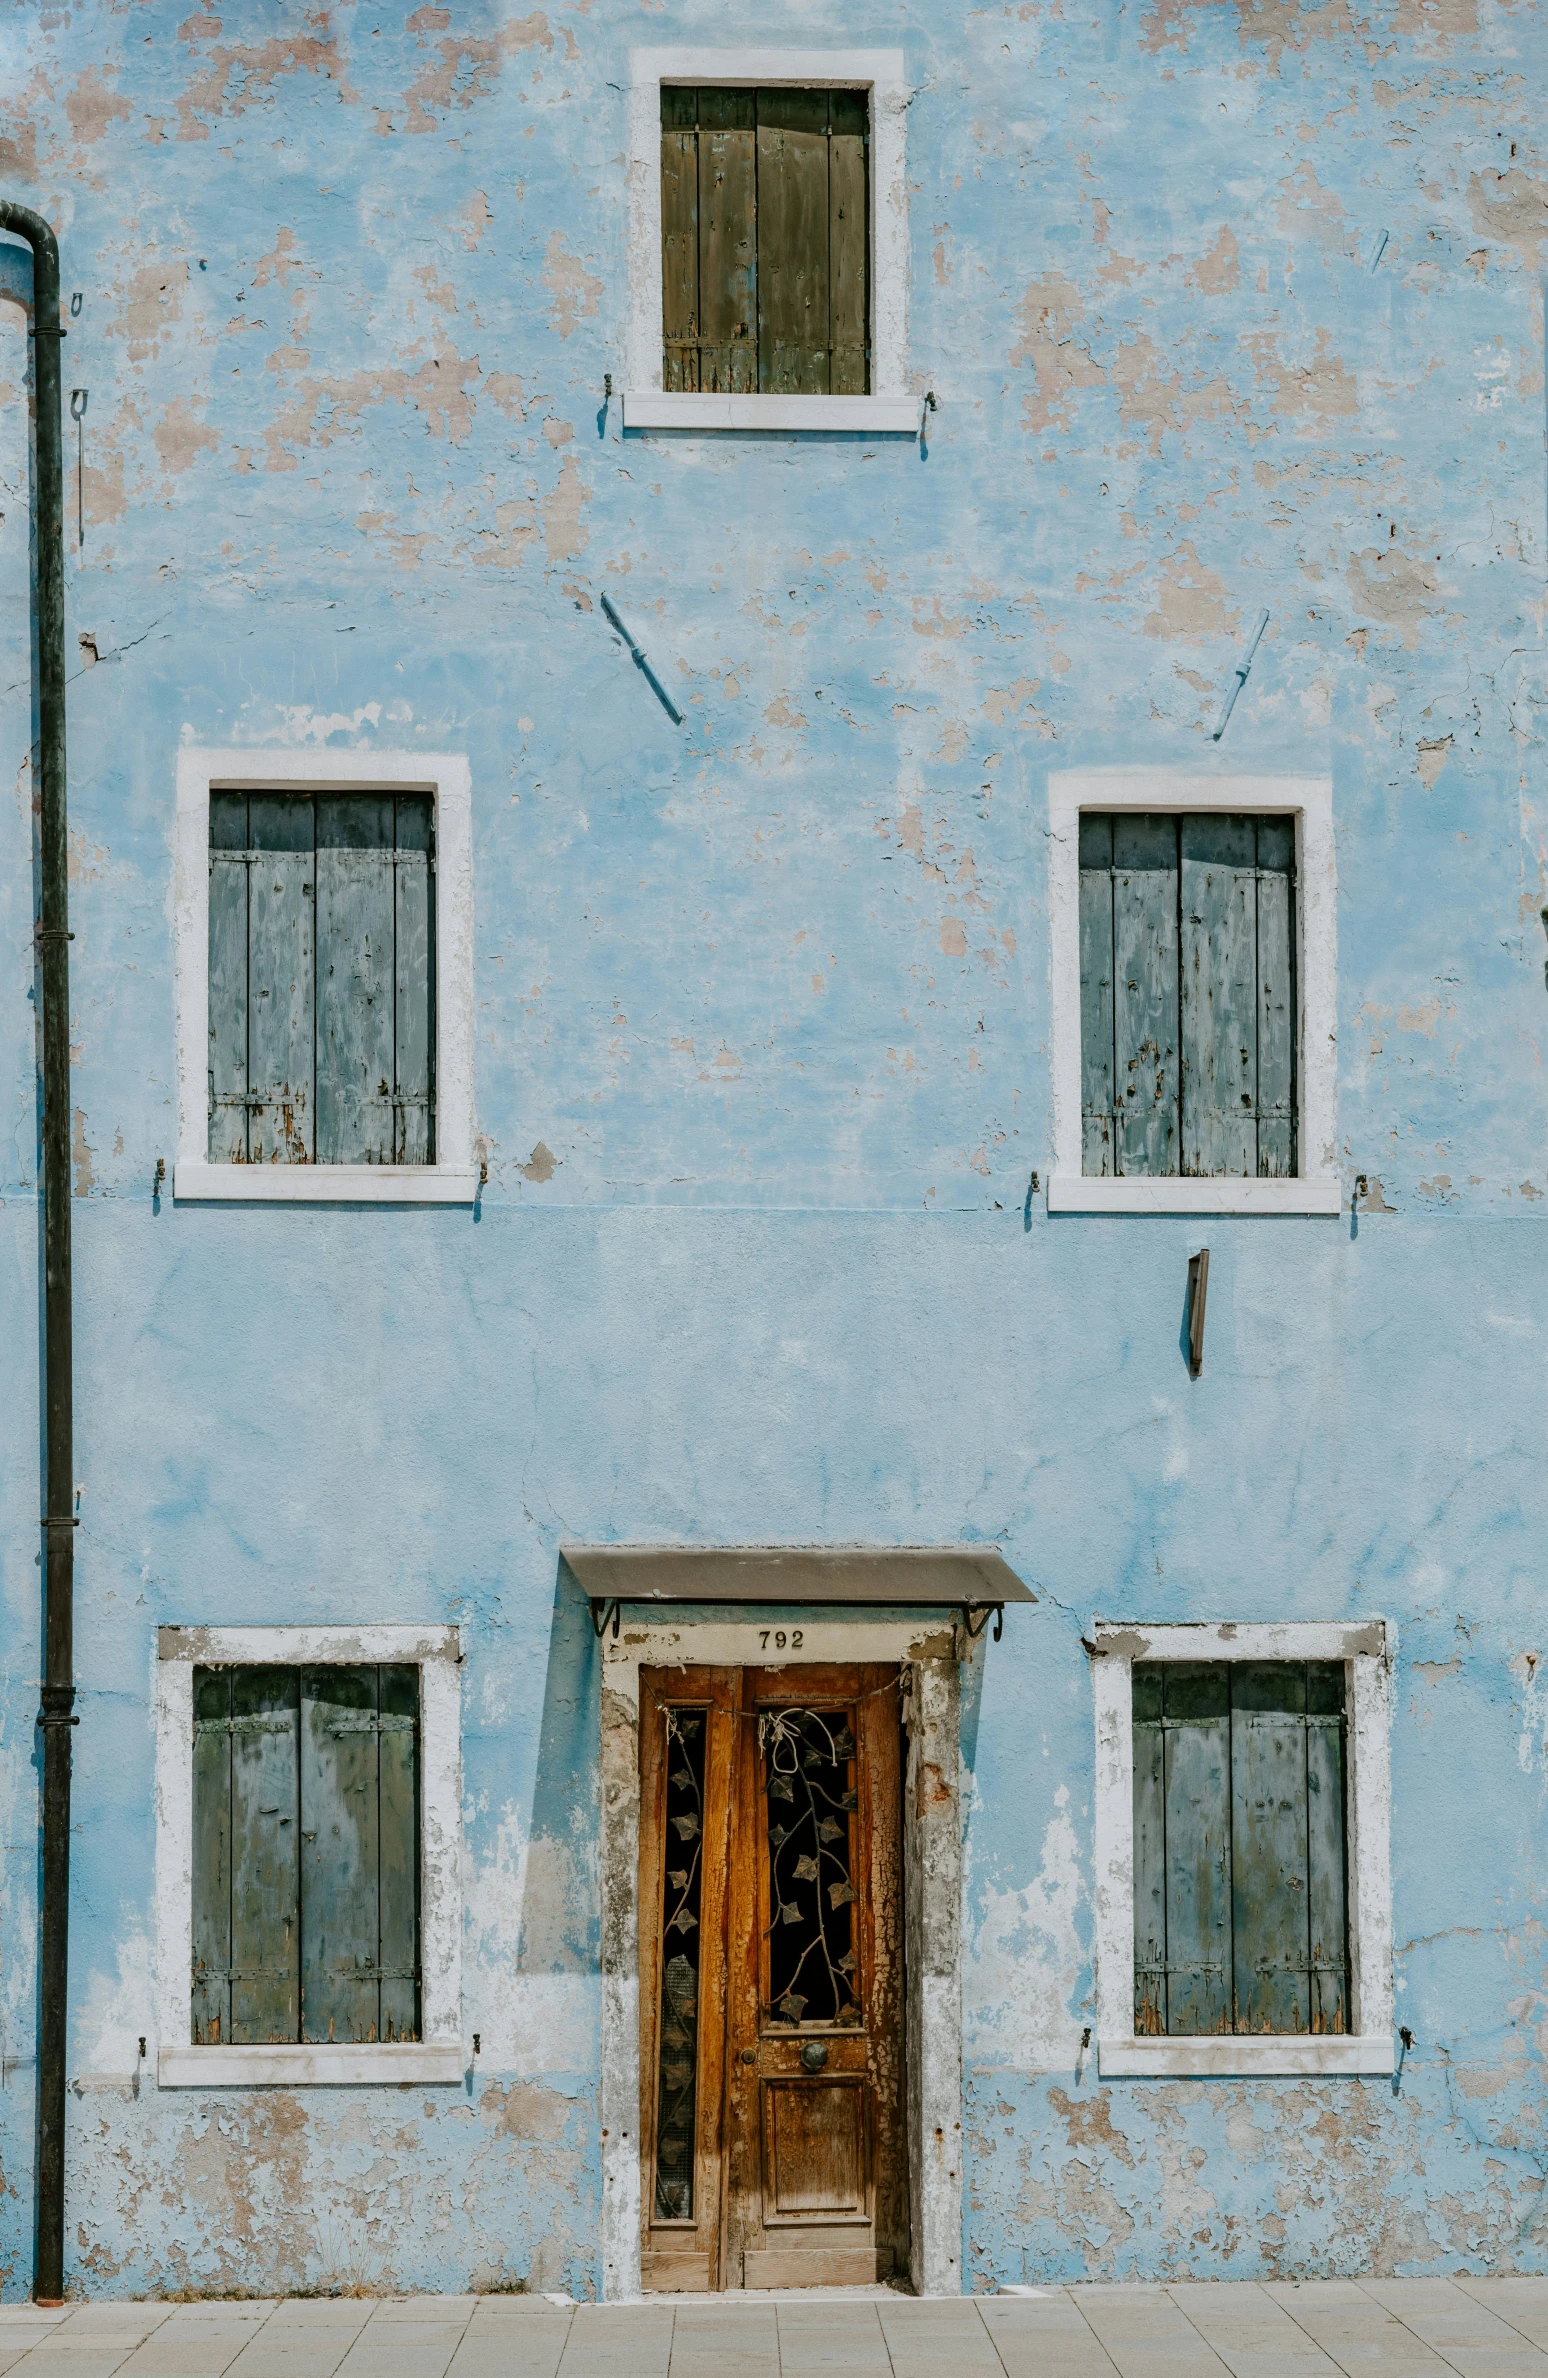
{"left": 1, "top": 0, "right": 1546, "bottom": 2302}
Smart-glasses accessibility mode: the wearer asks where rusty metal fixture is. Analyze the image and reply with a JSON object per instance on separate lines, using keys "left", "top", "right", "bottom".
{"left": 1, "top": 196, "right": 75, "bottom": 2309}
{"left": 1188, "top": 1247, "right": 1210, "bottom": 1378}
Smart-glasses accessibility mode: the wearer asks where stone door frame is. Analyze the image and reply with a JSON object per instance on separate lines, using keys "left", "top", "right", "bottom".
{"left": 598, "top": 1614, "right": 967, "bottom": 2300}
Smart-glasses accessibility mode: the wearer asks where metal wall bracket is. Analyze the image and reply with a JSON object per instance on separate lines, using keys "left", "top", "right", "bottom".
{"left": 961, "top": 1604, "right": 1004, "bottom": 1642}
{"left": 591, "top": 1598, "right": 621, "bottom": 1641}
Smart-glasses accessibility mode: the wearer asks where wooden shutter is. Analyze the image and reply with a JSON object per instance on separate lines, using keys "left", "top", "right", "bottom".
{"left": 1157, "top": 1664, "right": 1232, "bottom": 2033}
{"left": 1304, "top": 1663, "right": 1350, "bottom": 2035}
{"left": 1114, "top": 816, "right": 1180, "bottom": 1174}
{"left": 393, "top": 796, "right": 436, "bottom": 1163}
{"left": 1131, "top": 1665, "right": 1166, "bottom": 2034}
{"left": 316, "top": 796, "right": 396, "bottom": 1164}
{"left": 378, "top": 1666, "right": 422, "bottom": 2042}
{"left": 192, "top": 1664, "right": 420, "bottom": 2049}
{"left": 1078, "top": 816, "right": 1116, "bottom": 1175}
{"left": 661, "top": 87, "right": 701, "bottom": 392}
{"left": 660, "top": 88, "right": 869, "bottom": 397}
{"left": 698, "top": 91, "right": 756, "bottom": 393}
{"left": 1255, "top": 818, "right": 1296, "bottom": 1175}
{"left": 1131, "top": 1661, "right": 1349, "bottom": 2037}
{"left": 208, "top": 795, "right": 250, "bottom": 1163}
{"left": 1079, "top": 816, "right": 1181, "bottom": 1177}
{"left": 758, "top": 91, "right": 834, "bottom": 394}
{"left": 1081, "top": 811, "right": 1294, "bottom": 1178}
{"left": 1230, "top": 1663, "right": 1312, "bottom": 2032}
{"left": 1181, "top": 815, "right": 1296, "bottom": 1177}
{"left": 300, "top": 1665, "right": 421, "bottom": 2045}
{"left": 827, "top": 91, "right": 868, "bottom": 395}
{"left": 247, "top": 798, "right": 316, "bottom": 1163}
{"left": 191, "top": 1666, "right": 236, "bottom": 2043}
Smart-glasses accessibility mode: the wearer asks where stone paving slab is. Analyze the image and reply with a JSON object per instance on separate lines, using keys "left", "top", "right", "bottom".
{"left": 7, "top": 2281, "right": 1548, "bottom": 2378}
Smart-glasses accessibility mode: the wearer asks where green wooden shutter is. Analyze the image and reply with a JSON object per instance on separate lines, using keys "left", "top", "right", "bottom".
{"left": 661, "top": 87, "right": 701, "bottom": 392}
{"left": 191, "top": 1667, "right": 234, "bottom": 2043}
{"left": 1114, "top": 816, "right": 1180, "bottom": 1175}
{"left": 247, "top": 797, "right": 316, "bottom": 1164}
{"left": 228, "top": 1667, "right": 301, "bottom": 2044}
{"left": 378, "top": 1667, "right": 422, "bottom": 2043}
{"left": 1255, "top": 818, "right": 1296, "bottom": 1176}
{"left": 207, "top": 795, "right": 250, "bottom": 1162}
{"left": 1159, "top": 1664, "right": 1232, "bottom": 2034}
{"left": 299, "top": 1665, "right": 420, "bottom": 2044}
{"left": 393, "top": 797, "right": 435, "bottom": 1164}
{"left": 698, "top": 90, "right": 757, "bottom": 393}
{"left": 1305, "top": 1663, "right": 1349, "bottom": 2035}
{"left": 1230, "top": 1662, "right": 1312, "bottom": 2032}
{"left": 1132, "top": 1661, "right": 1349, "bottom": 2038}
{"left": 1181, "top": 816, "right": 1257, "bottom": 1176}
{"left": 758, "top": 91, "right": 834, "bottom": 394}
{"left": 316, "top": 795, "right": 395, "bottom": 1164}
{"left": 827, "top": 91, "right": 869, "bottom": 395}
{"left": 1078, "top": 816, "right": 1115, "bottom": 1176}
{"left": 301, "top": 1666, "right": 381, "bottom": 2043}
{"left": 1131, "top": 1665, "right": 1166, "bottom": 2034}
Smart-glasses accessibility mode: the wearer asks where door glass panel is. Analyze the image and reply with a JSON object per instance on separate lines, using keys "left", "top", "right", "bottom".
{"left": 761, "top": 1706, "right": 860, "bottom": 2027}
{"left": 655, "top": 1709, "right": 705, "bottom": 2220}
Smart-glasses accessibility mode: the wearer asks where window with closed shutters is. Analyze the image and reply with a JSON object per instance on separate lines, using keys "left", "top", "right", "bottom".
{"left": 191, "top": 1665, "right": 421, "bottom": 2046}
{"left": 1079, "top": 813, "right": 1295, "bottom": 1178}
{"left": 660, "top": 87, "right": 869, "bottom": 396}
{"left": 207, "top": 792, "right": 435, "bottom": 1166}
{"left": 1132, "top": 1661, "right": 1349, "bottom": 2038}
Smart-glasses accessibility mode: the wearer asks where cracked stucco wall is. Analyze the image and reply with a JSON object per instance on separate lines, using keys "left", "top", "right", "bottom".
{"left": 0, "top": 0, "right": 1545, "bottom": 2301}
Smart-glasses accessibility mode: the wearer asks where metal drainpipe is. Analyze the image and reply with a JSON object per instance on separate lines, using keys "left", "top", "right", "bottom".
{"left": 1, "top": 198, "right": 76, "bottom": 2309}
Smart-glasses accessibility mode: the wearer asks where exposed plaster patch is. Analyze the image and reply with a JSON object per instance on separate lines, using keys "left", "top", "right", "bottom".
{"left": 1467, "top": 169, "right": 1548, "bottom": 267}
{"left": 152, "top": 395, "right": 219, "bottom": 477}
{"left": 542, "top": 233, "right": 603, "bottom": 341}
{"left": 65, "top": 63, "right": 131, "bottom": 145}
{"left": 1011, "top": 274, "right": 1103, "bottom": 436}
{"left": 1142, "top": 544, "right": 1233, "bottom": 641}
{"left": 172, "top": 19, "right": 357, "bottom": 143}
{"left": 401, "top": 12, "right": 553, "bottom": 134}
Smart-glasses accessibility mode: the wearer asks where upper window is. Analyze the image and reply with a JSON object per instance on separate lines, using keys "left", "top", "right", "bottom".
{"left": 1046, "top": 770, "right": 1339, "bottom": 1215}
{"left": 1079, "top": 813, "right": 1295, "bottom": 1181}
{"left": 1132, "top": 1660, "right": 1347, "bottom": 2039}
{"left": 192, "top": 1663, "right": 421, "bottom": 2047}
{"left": 660, "top": 88, "right": 869, "bottom": 397}
{"left": 623, "top": 50, "right": 915, "bottom": 434}
{"left": 208, "top": 792, "right": 435, "bottom": 1169}
{"left": 173, "top": 749, "right": 477, "bottom": 1203}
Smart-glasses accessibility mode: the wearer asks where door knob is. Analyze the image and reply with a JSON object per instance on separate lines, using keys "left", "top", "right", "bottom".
{"left": 801, "top": 2040, "right": 829, "bottom": 2072}
{"left": 741, "top": 2047, "right": 757, "bottom": 2065}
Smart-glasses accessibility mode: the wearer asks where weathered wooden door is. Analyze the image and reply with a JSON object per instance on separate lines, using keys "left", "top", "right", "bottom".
{"left": 638, "top": 1663, "right": 907, "bottom": 2292}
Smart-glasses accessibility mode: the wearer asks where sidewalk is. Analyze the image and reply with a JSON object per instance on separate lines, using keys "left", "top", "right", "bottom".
{"left": 3, "top": 2278, "right": 1548, "bottom": 2377}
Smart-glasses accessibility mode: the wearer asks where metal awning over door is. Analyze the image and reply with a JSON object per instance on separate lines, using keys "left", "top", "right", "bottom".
{"left": 560, "top": 1544, "right": 1034, "bottom": 1642}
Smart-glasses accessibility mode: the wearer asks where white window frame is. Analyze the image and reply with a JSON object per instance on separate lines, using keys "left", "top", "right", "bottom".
{"left": 154, "top": 1623, "right": 464, "bottom": 2086}
{"left": 173, "top": 748, "right": 478, "bottom": 1203}
{"left": 623, "top": 48, "right": 918, "bottom": 435}
{"left": 1047, "top": 769, "right": 1340, "bottom": 1215}
{"left": 1092, "top": 1618, "right": 1394, "bottom": 2078}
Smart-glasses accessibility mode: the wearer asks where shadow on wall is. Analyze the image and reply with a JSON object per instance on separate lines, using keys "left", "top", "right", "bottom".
{"left": 514, "top": 1557, "right": 602, "bottom": 1986}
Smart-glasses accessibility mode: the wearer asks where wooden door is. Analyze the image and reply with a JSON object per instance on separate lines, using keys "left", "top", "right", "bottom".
{"left": 638, "top": 1663, "right": 908, "bottom": 2292}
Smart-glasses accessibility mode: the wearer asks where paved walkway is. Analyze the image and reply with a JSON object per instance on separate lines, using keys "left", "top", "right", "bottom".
{"left": 4, "top": 2280, "right": 1548, "bottom": 2377}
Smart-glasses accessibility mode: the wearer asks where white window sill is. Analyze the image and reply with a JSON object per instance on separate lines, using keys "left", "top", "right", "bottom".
{"left": 174, "top": 1162, "right": 480, "bottom": 1206}
{"left": 622, "top": 392, "right": 920, "bottom": 434}
{"left": 1099, "top": 2035, "right": 1394, "bottom": 2079}
{"left": 158, "top": 2043, "right": 465, "bottom": 2088}
{"left": 1048, "top": 1174, "right": 1341, "bottom": 1217}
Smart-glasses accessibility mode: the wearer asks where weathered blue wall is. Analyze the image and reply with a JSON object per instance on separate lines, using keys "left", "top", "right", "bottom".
{"left": 1, "top": 0, "right": 1545, "bottom": 2301}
